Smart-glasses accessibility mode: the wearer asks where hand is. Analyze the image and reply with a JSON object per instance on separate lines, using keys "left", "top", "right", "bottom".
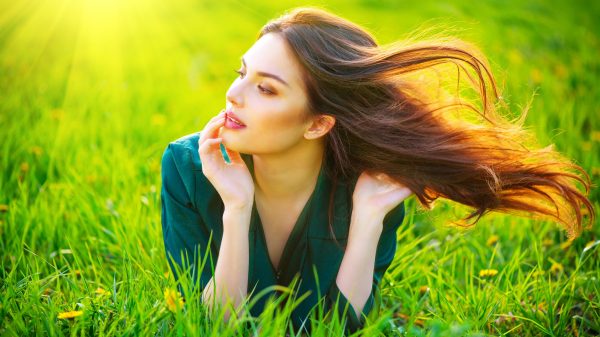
{"left": 198, "top": 109, "right": 254, "bottom": 211}
{"left": 352, "top": 171, "right": 412, "bottom": 221}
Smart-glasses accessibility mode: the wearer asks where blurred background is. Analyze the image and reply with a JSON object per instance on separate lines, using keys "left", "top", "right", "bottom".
{"left": 1, "top": 0, "right": 598, "bottom": 335}
{"left": 1, "top": 0, "right": 598, "bottom": 199}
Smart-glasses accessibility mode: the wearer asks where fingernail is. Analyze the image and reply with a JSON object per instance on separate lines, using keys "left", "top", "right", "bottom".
{"left": 219, "top": 143, "right": 232, "bottom": 164}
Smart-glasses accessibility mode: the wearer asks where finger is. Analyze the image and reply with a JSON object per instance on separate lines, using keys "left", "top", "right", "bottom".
{"left": 199, "top": 117, "right": 225, "bottom": 144}
{"left": 202, "top": 115, "right": 225, "bottom": 135}
{"left": 198, "top": 109, "right": 226, "bottom": 141}
{"left": 377, "top": 172, "right": 397, "bottom": 184}
{"left": 212, "top": 109, "right": 227, "bottom": 121}
{"left": 198, "top": 137, "right": 223, "bottom": 156}
{"left": 391, "top": 186, "right": 413, "bottom": 201}
{"left": 226, "top": 148, "right": 244, "bottom": 164}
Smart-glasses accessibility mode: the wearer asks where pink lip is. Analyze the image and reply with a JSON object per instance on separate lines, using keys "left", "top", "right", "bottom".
{"left": 225, "top": 110, "right": 245, "bottom": 126}
{"left": 225, "top": 111, "right": 246, "bottom": 129}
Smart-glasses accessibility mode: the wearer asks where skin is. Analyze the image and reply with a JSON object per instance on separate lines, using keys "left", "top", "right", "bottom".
{"left": 221, "top": 32, "right": 334, "bottom": 202}
{"left": 197, "top": 32, "right": 412, "bottom": 320}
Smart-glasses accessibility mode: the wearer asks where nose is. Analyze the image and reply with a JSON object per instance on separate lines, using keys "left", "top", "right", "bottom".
{"left": 225, "top": 81, "right": 243, "bottom": 107}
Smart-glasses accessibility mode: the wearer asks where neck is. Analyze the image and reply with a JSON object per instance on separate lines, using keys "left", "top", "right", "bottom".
{"left": 252, "top": 139, "right": 324, "bottom": 201}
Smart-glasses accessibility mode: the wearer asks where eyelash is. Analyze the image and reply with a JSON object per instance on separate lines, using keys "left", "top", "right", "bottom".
{"left": 233, "top": 69, "right": 274, "bottom": 95}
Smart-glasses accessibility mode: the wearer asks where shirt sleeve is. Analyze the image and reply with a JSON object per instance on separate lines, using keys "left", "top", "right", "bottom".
{"left": 161, "top": 142, "right": 213, "bottom": 294}
{"left": 326, "top": 201, "right": 406, "bottom": 333}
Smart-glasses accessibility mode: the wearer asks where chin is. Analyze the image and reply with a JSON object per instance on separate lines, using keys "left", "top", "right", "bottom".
{"left": 220, "top": 134, "right": 243, "bottom": 152}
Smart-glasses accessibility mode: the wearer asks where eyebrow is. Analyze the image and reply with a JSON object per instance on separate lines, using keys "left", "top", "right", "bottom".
{"left": 241, "top": 57, "right": 290, "bottom": 87}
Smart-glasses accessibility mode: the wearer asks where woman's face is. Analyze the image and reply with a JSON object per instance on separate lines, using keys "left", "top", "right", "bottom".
{"left": 220, "top": 33, "right": 313, "bottom": 155}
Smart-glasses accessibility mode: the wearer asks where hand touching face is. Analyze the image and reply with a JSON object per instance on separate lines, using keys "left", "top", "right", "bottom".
{"left": 198, "top": 110, "right": 255, "bottom": 211}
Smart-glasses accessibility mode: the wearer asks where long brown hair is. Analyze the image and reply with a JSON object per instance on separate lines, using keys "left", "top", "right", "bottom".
{"left": 259, "top": 7, "right": 594, "bottom": 239}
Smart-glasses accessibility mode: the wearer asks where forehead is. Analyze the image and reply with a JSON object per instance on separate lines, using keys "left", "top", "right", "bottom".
{"left": 243, "top": 33, "right": 303, "bottom": 88}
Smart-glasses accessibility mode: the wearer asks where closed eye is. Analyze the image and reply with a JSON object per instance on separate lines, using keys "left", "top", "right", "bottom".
{"left": 258, "top": 85, "right": 273, "bottom": 95}
{"left": 234, "top": 69, "right": 275, "bottom": 95}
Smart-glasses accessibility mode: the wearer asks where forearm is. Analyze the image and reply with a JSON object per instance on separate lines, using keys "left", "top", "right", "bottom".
{"left": 335, "top": 212, "right": 383, "bottom": 317}
{"left": 202, "top": 206, "right": 252, "bottom": 319}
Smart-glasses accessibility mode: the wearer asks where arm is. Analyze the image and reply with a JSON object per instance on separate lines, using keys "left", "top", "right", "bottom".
{"left": 325, "top": 203, "right": 404, "bottom": 333}
{"left": 202, "top": 205, "right": 252, "bottom": 320}
{"left": 161, "top": 141, "right": 253, "bottom": 320}
{"left": 335, "top": 211, "right": 384, "bottom": 317}
{"left": 330, "top": 171, "right": 411, "bottom": 331}
{"left": 195, "top": 111, "right": 256, "bottom": 319}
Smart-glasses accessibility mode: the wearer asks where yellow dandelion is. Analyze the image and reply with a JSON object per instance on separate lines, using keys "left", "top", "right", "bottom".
{"left": 486, "top": 235, "right": 499, "bottom": 246}
{"left": 20, "top": 162, "right": 29, "bottom": 173}
{"left": 30, "top": 146, "right": 43, "bottom": 156}
{"left": 479, "top": 269, "right": 499, "bottom": 278}
{"left": 0, "top": 204, "right": 8, "bottom": 212}
{"left": 550, "top": 262, "right": 563, "bottom": 274}
{"left": 419, "top": 285, "right": 429, "bottom": 296}
{"left": 95, "top": 287, "right": 109, "bottom": 296}
{"left": 536, "top": 301, "right": 547, "bottom": 312}
{"left": 58, "top": 310, "right": 83, "bottom": 319}
{"left": 164, "top": 288, "right": 184, "bottom": 313}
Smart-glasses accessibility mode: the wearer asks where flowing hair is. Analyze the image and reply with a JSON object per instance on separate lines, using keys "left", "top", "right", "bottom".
{"left": 258, "top": 7, "right": 594, "bottom": 239}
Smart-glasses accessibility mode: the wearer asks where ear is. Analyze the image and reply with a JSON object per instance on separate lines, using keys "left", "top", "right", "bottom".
{"left": 304, "top": 114, "right": 336, "bottom": 140}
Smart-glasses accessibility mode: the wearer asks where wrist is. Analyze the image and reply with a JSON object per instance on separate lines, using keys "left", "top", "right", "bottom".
{"left": 222, "top": 206, "right": 252, "bottom": 233}
{"left": 224, "top": 200, "right": 253, "bottom": 214}
{"left": 348, "top": 211, "right": 384, "bottom": 242}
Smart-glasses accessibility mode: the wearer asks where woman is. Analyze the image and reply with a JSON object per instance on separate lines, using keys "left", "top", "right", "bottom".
{"left": 161, "top": 7, "right": 594, "bottom": 333}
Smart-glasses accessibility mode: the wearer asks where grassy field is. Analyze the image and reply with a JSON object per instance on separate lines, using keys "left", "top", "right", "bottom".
{"left": 1, "top": 0, "right": 599, "bottom": 335}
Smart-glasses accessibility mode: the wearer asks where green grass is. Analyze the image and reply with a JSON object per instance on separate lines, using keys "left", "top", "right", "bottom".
{"left": 1, "top": 0, "right": 599, "bottom": 335}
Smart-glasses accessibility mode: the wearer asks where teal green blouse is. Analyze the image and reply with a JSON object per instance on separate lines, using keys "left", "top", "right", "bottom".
{"left": 161, "top": 133, "right": 406, "bottom": 333}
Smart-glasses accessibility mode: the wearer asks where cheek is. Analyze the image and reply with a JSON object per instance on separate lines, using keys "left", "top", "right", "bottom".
{"left": 264, "top": 110, "right": 301, "bottom": 129}
{"left": 249, "top": 111, "right": 307, "bottom": 149}
{"left": 255, "top": 98, "right": 306, "bottom": 133}
{"left": 258, "top": 113, "right": 304, "bottom": 140}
